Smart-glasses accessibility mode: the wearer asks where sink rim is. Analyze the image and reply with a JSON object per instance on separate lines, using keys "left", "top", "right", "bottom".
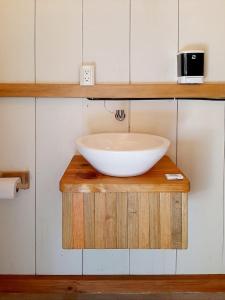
{"left": 76, "top": 132, "right": 170, "bottom": 153}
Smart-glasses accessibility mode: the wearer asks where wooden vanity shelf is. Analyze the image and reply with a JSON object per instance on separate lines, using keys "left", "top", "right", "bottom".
{"left": 60, "top": 155, "right": 190, "bottom": 249}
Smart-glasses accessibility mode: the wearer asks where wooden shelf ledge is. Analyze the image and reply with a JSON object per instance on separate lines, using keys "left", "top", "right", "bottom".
{"left": 1, "top": 83, "right": 225, "bottom": 99}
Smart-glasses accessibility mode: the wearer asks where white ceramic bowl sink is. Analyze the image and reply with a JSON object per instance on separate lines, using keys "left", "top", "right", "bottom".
{"left": 76, "top": 133, "right": 170, "bottom": 177}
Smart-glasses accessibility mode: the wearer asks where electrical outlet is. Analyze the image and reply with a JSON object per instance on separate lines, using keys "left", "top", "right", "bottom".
{"left": 80, "top": 64, "right": 95, "bottom": 86}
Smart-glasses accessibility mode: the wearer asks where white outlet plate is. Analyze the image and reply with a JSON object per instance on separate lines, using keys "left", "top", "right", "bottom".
{"left": 80, "top": 64, "right": 95, "bottom": 86}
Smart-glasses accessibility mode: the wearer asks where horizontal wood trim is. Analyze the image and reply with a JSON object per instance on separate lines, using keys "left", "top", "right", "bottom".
{"left": 1, "top": 83, "right": 225, "bottom": 99}
{"left": 1, "top": 275, "right": 225, "bottom": 294}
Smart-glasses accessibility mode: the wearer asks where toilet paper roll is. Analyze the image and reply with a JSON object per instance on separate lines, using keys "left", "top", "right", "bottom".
{"left": 0, "top": 177, "right": 21, "bottom": 200}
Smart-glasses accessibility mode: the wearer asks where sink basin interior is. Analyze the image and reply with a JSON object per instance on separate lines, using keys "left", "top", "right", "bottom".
{"left": 78, "top": 133, "right": 167, "bottom": 151}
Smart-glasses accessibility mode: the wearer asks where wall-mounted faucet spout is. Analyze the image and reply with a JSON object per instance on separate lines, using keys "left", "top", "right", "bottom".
{"left": 115, "top": 110, "right": 126, "bottom": 121}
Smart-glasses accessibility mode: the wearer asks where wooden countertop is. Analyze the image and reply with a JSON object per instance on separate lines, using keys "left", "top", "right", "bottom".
{"left": 60, "top": 155, "right": 190, "bottom": 193}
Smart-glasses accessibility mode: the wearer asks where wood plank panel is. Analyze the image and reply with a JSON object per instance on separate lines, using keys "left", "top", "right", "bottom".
{"left": 62, "top": 193, "right": 74, "bottom": 249}
{"left": 128, "top": 193, "right": 139, "bottom": 248}
{"left": 138, "top": 193, "right": 150, "bottom": 248}
{"left": 171, "top": 193, "right": 182, "bottom": 249}
{"left": 72, "top": 193, "right": 84, "bottom": 249}
{"left": 83, "top": 193, "right": 95, "bottom": 248}
{"left": 117, "top": 193, "right": 128, "bottom": 248}
{"left": 94, "top": 193, "right": 106, "bottom": 248}
{"left": 149, "top": 193, "right": 160, "bottom": 248}
{"left": 159, "top": 193, "right": 172, "bottom": 248}
{"left": 105, "top": 193, "right": 117, "bottom": 248}
{"left": 62, "top": 193, "right": 84, "bottom": 249}
{"left": 182, "top": 193, "right": 188, "bottom": 249}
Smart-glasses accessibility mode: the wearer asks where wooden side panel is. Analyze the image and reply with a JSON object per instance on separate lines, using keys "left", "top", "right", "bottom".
{"left": 117, "top": 193, "right": 128, "bottom": 248}
{"left": 72, "top": 193, "right": 84, "bottom": 248}
{"left": 159, "top": 193, "right": 172, "bottom": 248}
{"left": 62, "top": 193, "right": 74, "bottom": 249}
{"left": 105, "top": 193, "right": 117, "bottom": 248}
{"left": 181, "top": 193, "right": 188, "bottom": 249}
{"left": 149, "top": 193, "right": 161, "bottom": 248}
{"left": 84, "top": 193, "right": 95, "bottom": 248}
{"left": 94, "top": 193, "right": 106, "bottom": 248}
{"left": 62, "top": 193, "right": 84, "bottom": 249}
{"left": 171, "top": 193, "right": 182, "bottom": 249}
{"left": 128, "top": 193, "right": 139, "bottom": 248}
{"left": 138, "top": 193, "right": 150, "bottom": 248}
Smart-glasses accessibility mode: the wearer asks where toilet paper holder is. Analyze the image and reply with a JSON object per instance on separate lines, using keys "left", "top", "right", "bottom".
{"left": 0, "top": 171, "right": 29, "bottom": 190}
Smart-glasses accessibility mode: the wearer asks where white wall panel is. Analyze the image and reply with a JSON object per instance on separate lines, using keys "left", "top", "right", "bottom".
{"left": 129, "top": 100, "right": 177, "bottom": 274}
{"left": 130, "top": 250, "right": 176, "bottom": 275}
{"left": 130, "top": 100, "right": 177, "bottom": 163}
{"left": 177, "top": 101, "right": 224, "bottom": 274}
{"left": 131, "top": 0, "right": 178, "bottom": 82}
{"left": 179, "top": 0, "right": 225, "bottom": 81}
{"left": 83, "top": 250, "right": 129, "bottom": 275}
{"left": 36, "top": 99, "right": 84, "bottom": 274}
{"left": 0, "top": 99, "right": 35, "bottom": 274}
{"left": 0, "top": 0, "right": 35, "bottom": 82}
{"left": 82, "top": 100, "right": 129, "bottom": 134}
{"left": 83, "top": 0, "right": 130, "bottom": 83}
{"left": 36, "top": 0, "right": 82, "bottom": 82}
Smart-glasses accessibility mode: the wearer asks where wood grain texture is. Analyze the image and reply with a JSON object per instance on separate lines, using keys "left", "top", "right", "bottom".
{"left": 128, "top": 193, "right": 139, "bottom": 248}
{"left": 1, "top": 83, "right": 225, "bottom": 99}
{"left": 117, "top": 193, "right": 128, "bottom": 248}
{"left": 72, "top": 193, "right": 84, "bottom": 248}
{"left": 62, "top": 193, "right": 74, "bottom": 249}
{"left": 149, "top": 193, "right": 160, "bottom": 248}
{"left": 181, "top": 193, "right": 188, "bottom": 249}
{"left": 94, "top": 193, "right": 106, "bottom": 248}
{"left": 105, "top": 193, "right": 117, "bottom": 248}
{"left": 83, "top": 193, "right": 95, "bottom": 248}
{"left": 138, "top": 193, "right": 150, "bottom": 248}
{"left": 2, "top": 275, "right": 225, "bottom": 294}
{"left": 160, "top": 193, "right": 172, "bottom": 248}
{"left": 63, "top": 192, "right": 188, "bottom": 249}
{"left": 60, "top": 155, "right": 190, "bottom": 193}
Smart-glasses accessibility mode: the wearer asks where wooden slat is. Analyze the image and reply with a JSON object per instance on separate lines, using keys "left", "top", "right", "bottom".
{"left": 159, "top": 193, "right": 172, "bottom": 248}
{"left": 105, "top": 193, "right": 117, "bottom": 248}
{"left": 1, "top": 83, "right": 225, "bottom": 99}
{"left": 94, "top": 193, "right": 106, "bottom": 248}
{"left": 62, "top": 193, "right": 74, "bottom": 249}
{"left": 171, "top": 193, "right": 182, "bottom": 248}
{"left": 72, "top": 193, "right": 84, "bottom": 248}
{"left": 83, "top": 193, "right": 95, "bottom": 248}
{"left": 182, "top": 193, "right": 188, "bottom": 249}
{"left": 149, "top": 193, "right": 160, "bottom": 248}
{"left": 60, "top": 155, "right": 190, "bottom": 193}
{"left": 128, "top": 193, "right": 139, "bottom": 248}
{"left": 138, "top": 193, "right": 150, "bottom": 248}
{"left": 117, "top": 193, "right": 128, "bottom": 248}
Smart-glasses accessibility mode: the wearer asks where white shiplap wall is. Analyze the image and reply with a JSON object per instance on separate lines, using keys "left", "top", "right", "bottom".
{"left": 0, "top": 0, "right": 225, "bottom": 275}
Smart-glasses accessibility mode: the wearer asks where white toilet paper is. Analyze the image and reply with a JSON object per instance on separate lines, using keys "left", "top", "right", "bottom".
{"left": 0, "top": 177, "right": 21, "bottom": 200}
